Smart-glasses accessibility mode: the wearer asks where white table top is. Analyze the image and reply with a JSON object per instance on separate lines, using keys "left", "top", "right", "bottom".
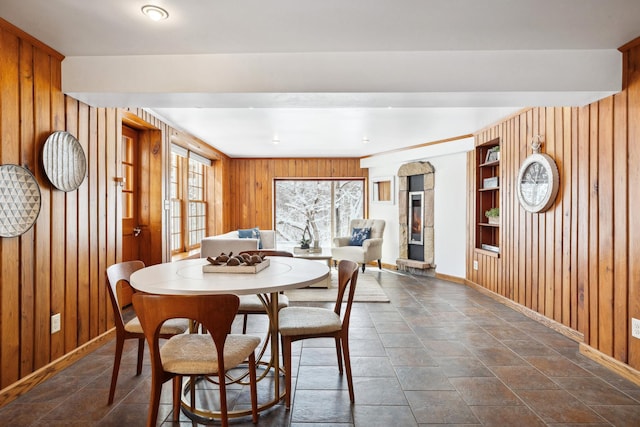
{"left": 129, "top": 256, "right": 330, "bottom": 295}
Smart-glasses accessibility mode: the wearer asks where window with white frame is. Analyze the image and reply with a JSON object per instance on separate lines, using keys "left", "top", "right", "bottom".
{"left": 170, "top": 145, "right": 210, "bottom": 254}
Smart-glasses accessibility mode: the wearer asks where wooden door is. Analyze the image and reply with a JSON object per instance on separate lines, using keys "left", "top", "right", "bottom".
{"left": 119, "top": 126, "right": 140, "bottom": 305}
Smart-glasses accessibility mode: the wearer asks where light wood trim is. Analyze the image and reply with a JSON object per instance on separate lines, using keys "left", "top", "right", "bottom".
{"left": 0, "top": 330, "right": 115, "bottom": 407}
{"left": 464, "top": 280, "right": 584, "bottom": 343}
{"left": 0, "top": 18, "right": 64, "bottom": 60}
{"left": 360, "top": 134, "right": 473, "bottom": 159}
{"left": 618, "top": 35, "right": 640, "bottom": 53}
{"left": 435, "top": 272, "right": 465, "bottom": 284}
{"left": 580, "top": 343, "right": 640, "bottom": 387}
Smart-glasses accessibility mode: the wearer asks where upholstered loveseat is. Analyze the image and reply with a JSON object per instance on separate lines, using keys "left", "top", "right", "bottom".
{"left": 200, "top": 229, "right": 276, "bottom": 258}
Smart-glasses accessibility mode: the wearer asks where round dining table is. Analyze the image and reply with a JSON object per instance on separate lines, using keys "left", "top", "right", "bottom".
{"left": 129, "top": 256, "right": 330, "bottom": 420}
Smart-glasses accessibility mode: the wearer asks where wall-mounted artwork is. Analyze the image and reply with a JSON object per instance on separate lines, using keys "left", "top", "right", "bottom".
{"left": 42, "top": 131, "right": 87, "bottom": 191}
{"left": 0, "top": 164, "right": 41, "bottom": 238}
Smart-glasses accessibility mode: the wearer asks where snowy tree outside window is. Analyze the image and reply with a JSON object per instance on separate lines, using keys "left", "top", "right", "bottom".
{"left": 274, "top": 179, "right": 364, "bottom": 249}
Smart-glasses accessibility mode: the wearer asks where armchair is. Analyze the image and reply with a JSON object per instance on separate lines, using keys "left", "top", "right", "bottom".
{"left": 331, "top": 219, "right": 385, "bottom": 272}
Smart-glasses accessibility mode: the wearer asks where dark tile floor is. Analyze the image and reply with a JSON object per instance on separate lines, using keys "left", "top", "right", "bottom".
{"left": 3, "top": 269, "right": 640, "bottom": 426}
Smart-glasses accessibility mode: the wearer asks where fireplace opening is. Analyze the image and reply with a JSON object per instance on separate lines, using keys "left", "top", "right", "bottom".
{"left": 409, "top": 191, "right": 423, "bottom": 244}
{"left": 408, "top": 175, "right": 425, "bottom": 262}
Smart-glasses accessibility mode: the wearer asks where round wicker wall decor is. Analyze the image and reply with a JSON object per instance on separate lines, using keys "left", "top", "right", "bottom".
{"left": 42, "top": 131, "right": 87, "bottom": 192}
{"left": 0, "top": 164, "right": 42, "bottom": 238}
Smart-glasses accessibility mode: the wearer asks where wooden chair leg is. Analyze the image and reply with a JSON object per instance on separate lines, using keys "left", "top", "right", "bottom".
{"left": 172, "top": 376, "right": 181, "bottom": 421}
{"left": 136, "top": 337, "right": 145, "bottom": 376}
{"left": 242, "top": 314, "right": 249, "bottom": 334}
{"left": 249, "top": 352, "right": 259, "bottom": 424}
{"left": 377, "top": 259, "right": 382, "bottom": 269}
{"left": 283, "top": 336, "right": 293, "bottom": 409}
{"left": 218, "top": 371, "right": 229, "bottom": 427}
{"left": 334, "top": 337, "right": 343, "bottom": 374}
{"left": 147, "top": 374, "right": 163, "bottom": 427}
{"left": 108, "top": 335, "right": 125, "bottom": 405}
{"left": 361, "top": 263, "right": 365, "bottom": 273}
{"left": 341, "top": 336, "right": 355, "bottom": 403}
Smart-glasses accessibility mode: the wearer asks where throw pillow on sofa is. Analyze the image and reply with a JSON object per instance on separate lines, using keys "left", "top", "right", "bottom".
{"left": 349, "top": 227, "right": 371, "bottom": 246}
{"left": 238, "top": 227, "right": 262, "bottom": 249}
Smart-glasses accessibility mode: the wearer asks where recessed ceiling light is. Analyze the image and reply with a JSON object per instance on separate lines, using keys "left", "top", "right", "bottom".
{"left": 272, "top": 135, "right": 280, "bottom": 145}
{"left": 362, "top": 137, "right": 370, "bottom": 144}
{"left": 141, "top": 5, "right": 169, "bottom": 21}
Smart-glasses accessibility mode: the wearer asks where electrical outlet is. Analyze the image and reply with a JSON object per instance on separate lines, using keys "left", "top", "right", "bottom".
{"left": 473, "top": 260, "right": 478, "bottom": 270}
{"left": 51, "top": 313, "right": 61, "bottom": 334}
{"left": 632, "top": 318, "right": 640, "bottom": 339}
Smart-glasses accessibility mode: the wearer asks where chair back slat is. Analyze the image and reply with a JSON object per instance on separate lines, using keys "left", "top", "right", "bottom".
{"left": 334, "top": 260, "right": 359, "bottom": 328}
{"left": 106, "top": 260, "right": 145, "bottom": 328}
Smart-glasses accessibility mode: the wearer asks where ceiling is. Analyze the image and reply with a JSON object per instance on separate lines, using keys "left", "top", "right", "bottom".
{"left": 2, "top": 0, "right": 639, "bottom": 158}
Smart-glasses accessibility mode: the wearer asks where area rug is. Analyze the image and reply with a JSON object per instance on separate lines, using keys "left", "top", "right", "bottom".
{"left": 285, "top": 270, "right": 390, "bottom": 303}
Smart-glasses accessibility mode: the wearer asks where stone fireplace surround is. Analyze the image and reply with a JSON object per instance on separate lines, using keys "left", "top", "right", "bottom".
{"left": 397, "top": 161, "right": 435, "bottom": 274}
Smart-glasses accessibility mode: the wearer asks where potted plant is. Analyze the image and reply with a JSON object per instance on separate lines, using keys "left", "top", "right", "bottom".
{"left": 485, "top": 207, "right": 500, "bottom": 224}
{"left": 299, "top": 237, "right": 311, "bottom": 249}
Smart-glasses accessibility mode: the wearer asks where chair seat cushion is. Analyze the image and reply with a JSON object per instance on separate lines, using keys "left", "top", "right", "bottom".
{"left": 238, "top": 294, "right": 289, "bottom": 312}
{"left": 125, "top": 317, "right": 189, "bottom": 335}
{"left": 279, "top": 307, "right": 341, "bottom": 336}
{"left": 160, "top": 333, "right": 261, "bottom": 375}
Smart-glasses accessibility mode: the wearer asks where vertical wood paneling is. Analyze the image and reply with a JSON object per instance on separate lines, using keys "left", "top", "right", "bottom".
{"left": 0, "top": 27, "right": 21, "bottom": 388}
{"left": 577, "top": 105, "right": 590, "bottom": 339}
{"left": 570, "top": 107, "right": 579, "bottom": 330}
{"left": 561, "top": 107, "right": 572, "bottom": 327}
{"left": 468, "top": 40, "right": 640, "bottom": 372}
{"left": 18, "top": 37, "right": 36, "bottom": 378}
{"left": 76, "top": 102, "right": 90, "bottom": 346}
{"left": 628, "top": 46, "right": 640, "bottom": 370}
{"left": 50, "top": 50, "right": 65, "bottom": 361}
{"left": 226, "top": 158, "right": 367, "bottom": 231}
{"left": 0, "top": 23, "right": 202, "bottom": 390}
{"left": 88, "top": 106, "right": 99, "bottom": 339}
{"left": 613, "top": 91, "right": 628, "bottom": 362}
{"left": 33, "top": 47, "right": 52, "bottom": 370}
{"left": 553, "top": 108, "right": 564, "bottom": 322}
{"left": 64, "top": 98, "right": 79, "bottom": 353}
{"left": 96, "top": 108, "right": 107, "bottom": 334}
{"left": 588, "top": 104, "right": 599, "bottom": 346}
{"left": 598, "top": 97, "right": 614, "bottom": 356}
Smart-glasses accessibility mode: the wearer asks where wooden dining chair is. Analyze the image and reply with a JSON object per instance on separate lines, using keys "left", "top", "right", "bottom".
{"left": 132, "top": 293, "right": 260, "bottom": 427}
{"left": 278, "top": 259, "right": 359, "bottom": 409}
{"left": 237, "top": 250, "right": 294, "bottom": 333}
{"left": 105, "top": 261, "right": 189, "bottom": 405}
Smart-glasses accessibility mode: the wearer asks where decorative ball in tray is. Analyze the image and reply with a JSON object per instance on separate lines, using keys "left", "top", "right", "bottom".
{"left": 203, "top": 252, "right": 270, "bottom": 273}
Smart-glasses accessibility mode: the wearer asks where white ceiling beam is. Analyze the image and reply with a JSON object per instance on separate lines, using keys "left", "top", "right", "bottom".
{"left": 63, "top": 49, "right": 621, "bottom": 108}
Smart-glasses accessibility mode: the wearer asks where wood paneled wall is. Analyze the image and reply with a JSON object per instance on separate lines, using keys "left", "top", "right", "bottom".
{"left": 0, "top": 21, "right": 228, "bottom": 396}
{"left": 467, "top": 40, "right": 640, "bottom": 370}
{"left": 225, "top": 158, "right": 368, "bottom": 231}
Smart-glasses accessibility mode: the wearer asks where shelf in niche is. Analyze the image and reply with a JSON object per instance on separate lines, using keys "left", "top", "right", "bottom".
{"left": 480, "top": 160, "right": 500, "bottom": 168}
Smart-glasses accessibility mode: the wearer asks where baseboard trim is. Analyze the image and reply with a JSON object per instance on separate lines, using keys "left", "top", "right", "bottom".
{"left": 0, "top": 329, "right": 115, "bottom": 407}
{"left": 463, "top": 279, "right": 584, "bottom": 343}
{"left": 435, "top": 272, "right": 465, "bottom": 284}
{"left": 580, "top": 342, "right": 640, "bottom": 387}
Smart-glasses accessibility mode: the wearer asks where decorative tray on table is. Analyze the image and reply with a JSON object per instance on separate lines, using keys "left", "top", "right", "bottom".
{"left": 202, "top": 252, "right": 270, "bottom": 274}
